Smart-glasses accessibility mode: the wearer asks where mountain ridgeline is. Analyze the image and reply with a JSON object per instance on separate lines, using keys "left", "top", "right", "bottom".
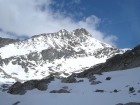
{"left": 0, "top": 28, "right": 133, "bottom": 82}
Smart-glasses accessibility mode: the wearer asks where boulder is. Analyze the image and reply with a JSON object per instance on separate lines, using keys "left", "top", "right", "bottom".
{"left": 106, "top": 77, "right": 111, "bottom": 80}
{"left": 94, "top": 89, "right": 104, "bottom": 93}
{"left": 37, "top": 82, "right": 47, "bottom": 91}
{"left": 50, "top": 89, "right": 70, "bottom": 93}
{"left": 129, "top": 87, "right": 135, "bottom": 93}
{"left": 114, "top": 89, "right": 118, "bottom": 92}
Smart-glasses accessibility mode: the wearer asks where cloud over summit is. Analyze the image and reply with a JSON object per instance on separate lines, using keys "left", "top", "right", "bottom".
{"left": 0, "top": 0, "right": 117, "bottom": 46}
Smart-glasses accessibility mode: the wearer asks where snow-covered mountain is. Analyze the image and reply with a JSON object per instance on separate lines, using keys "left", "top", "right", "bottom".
{"left": 0, "top": 28, "right": 140, "bottom": 105}
{"left": 0, "top": 28, "right": 127, "bottom": 82}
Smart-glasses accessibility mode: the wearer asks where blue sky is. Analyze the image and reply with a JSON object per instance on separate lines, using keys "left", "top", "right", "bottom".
{"left": 0, "top": 0, "right": 140, "bottom": 48}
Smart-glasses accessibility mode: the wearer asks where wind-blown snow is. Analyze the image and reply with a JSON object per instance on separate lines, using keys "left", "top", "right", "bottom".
{"left": 0, "top": 67, "right": 140, "bottom": 105}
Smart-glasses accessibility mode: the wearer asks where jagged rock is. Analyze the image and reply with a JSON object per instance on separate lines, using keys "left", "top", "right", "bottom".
{"left": 8, "top": 82, "right": 26, "bottom": 95}
{"left": 50, "top": 89, "right": 70, "bottom": 93}
{"left": 7, "top": 77, "right": 54, "bottom": 95}
{"left": 76, "top": 44, "right": 140, "bottom": 78}
{"left": 61, "top": 74, "right": 77, "bottom": 83}
{"left": 37, "top": 82, "right": 47, "bottom": 91}
{"left": 0, "top": 37, "right": 19, "bottom": 48}
{"left": 0, "top": 28, "right": 128, "bottom": 81}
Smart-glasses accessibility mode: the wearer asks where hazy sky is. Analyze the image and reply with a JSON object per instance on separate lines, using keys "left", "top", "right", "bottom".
{"left": 0, "top": 0, "right": 140, "bottom": 48}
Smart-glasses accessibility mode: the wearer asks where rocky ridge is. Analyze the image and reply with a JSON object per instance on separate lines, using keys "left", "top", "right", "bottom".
{"left": 77, "top": 44, "right": 140, "bottom": 78}
{"left": 0, "top": 28, "right": 126, "bottom": 82}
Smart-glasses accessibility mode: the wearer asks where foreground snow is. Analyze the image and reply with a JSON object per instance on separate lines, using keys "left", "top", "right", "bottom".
{"left": 0, "top": 67, "right": 140, "bottom": 105}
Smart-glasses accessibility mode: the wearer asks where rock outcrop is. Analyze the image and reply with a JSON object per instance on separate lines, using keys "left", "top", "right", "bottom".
{"left": 8, "top": 76, "right": 54, "bottom": 95}
{"left": 77, "top": 44, "right": 140, "bottom": 78}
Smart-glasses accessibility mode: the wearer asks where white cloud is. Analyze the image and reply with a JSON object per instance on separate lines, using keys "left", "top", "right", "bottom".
{"left": 0, "top": 0, "right": 117, "bottom": 46}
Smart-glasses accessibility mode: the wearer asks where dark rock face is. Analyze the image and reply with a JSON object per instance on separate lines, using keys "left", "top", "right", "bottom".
{"left": 76, "top": 44, "right": 140, "bottom": 77}
{"left": 61, "top": 74, "right": 77, "bottom": 83}
{"left": 124, "top": 102, "right": 140, "bottom": 105}
{"left": 37, "top": 82, "right": 48, "bottom": 91}
{"left": 50, "top": 89, "right": 70, "bottom": 93}
{"left": 0, "top": 37, "right": 19, "bottom": 48}
{"left": 8, "top": 77, "right": 54, "bottom": 95}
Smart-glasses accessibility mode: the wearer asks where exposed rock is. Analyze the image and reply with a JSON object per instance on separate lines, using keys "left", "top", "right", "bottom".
{"left": 37, "top": 82, "right": 47, "bottom": 91}
{"left": 8, "top": 82, "right": 27, "bottom": 95}
{"left": 138, "top": 90, "right": 140, "bottom": 93}
{"left": 116, "top": 102, "right": 140, "bottom": 105}
{"left": 78, "top": 80, "right": 84, "bottom": 82}
{"left": 1, "top": 84, "right": 10, "bottom": 89}
{"left": 114, "top": 89, "right": 118, "bottom": 92}
{"left": 8, "top": 77, "right": 54, "bottom": 95}
{"left": 62, "top": 86, "right": 68, "bottom": 89}
{"left": 129, "top": 87, "right": 135, "bottom": 93}
{"left": 12, "top": 101, "right": 20, "bottom": 105}
{"left": 91, "top": 81, "right": 102, "bottom": 85}
{"left": 0, "top": 37, "right": 19, "bottom": 48}
{"left": 76, "top": 44, "right": 140, "bottom": 77}
{"left": 106, "top": 77, "right": 111, "bottom": 80}
{"left": 116, "top": 103, "right": 123, "bottom": 105}
{"left": 61, "top": 74, "right": 77, "bottom": 83}
{"left": 50, "top": 89, "right": 70, "bottom": 93}
{"left": 124, "top": 102, "right": 140, "bottom": 105}
{"left": 94, "top": 89, "right": 104, "bottom": 93}
{"left": 23, "top": 80, "right": 38, "bottom": 90}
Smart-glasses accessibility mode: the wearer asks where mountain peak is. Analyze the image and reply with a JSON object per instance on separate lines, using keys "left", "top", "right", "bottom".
{"left": 0, "top": 28, "right": 127, "bottom": 82}
{"left": 73, "top": 28, "right": 92, "bottom": 37}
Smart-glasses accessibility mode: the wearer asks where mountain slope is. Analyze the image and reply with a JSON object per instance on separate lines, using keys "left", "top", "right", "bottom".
{"left": 0, "top": 28, "right": 126, "bottom": 82}
{"left": 77, "top": 44, "right": 140, "bottom": 77}
{"left": 1, "top": 67, "right": 140, "bottom": 105}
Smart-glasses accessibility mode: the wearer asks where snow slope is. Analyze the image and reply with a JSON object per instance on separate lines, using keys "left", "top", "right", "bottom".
{"left": 0, "top": 67, "right": 140, "bottom": 105}
{"left": 0, "top": 28, "right": 127, "bottom": 81}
